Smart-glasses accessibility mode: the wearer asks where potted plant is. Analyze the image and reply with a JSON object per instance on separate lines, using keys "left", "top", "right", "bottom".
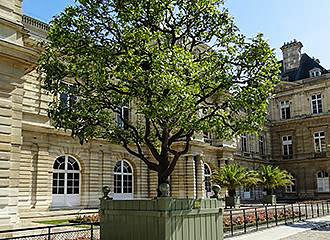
{"left": 257, "top": 165, "right": 293, "bottom": 205}
{"left": 211, "top": 164, "right": 259, "bottom": 208}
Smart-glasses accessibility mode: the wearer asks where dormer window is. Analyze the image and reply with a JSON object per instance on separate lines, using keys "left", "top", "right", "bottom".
{"left": 309, "top": 68, "right": 321, "bottom": 78}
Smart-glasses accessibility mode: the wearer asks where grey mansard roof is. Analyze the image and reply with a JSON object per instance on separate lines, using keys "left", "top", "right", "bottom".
{"left": 280, "top": 53, "right": 329, "bottom": 82}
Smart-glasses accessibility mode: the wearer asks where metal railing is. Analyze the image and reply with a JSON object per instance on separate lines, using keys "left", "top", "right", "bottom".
{"left": 224, "top": 200, "right": 330, "bottom": 238}
{"left": 0, "top": 223, "right": 99, "bottom": 240}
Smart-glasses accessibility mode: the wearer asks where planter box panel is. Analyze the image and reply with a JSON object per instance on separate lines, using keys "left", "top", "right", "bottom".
{"left": 100, "top": 198, "right": 224, "bottom": 240}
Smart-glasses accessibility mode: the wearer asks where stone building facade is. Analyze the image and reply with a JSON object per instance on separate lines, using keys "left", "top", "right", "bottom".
{"left": 2, "top": 0, "right": 330, "bottom": 230}
{"left": 269, "top": 40, "right": 330, "bottom": 200}
{"left": 0, "top": 0, "right": 234, "bottom": 229}
{"left": 236, "top": 39, "right": 330, "bottom": 202}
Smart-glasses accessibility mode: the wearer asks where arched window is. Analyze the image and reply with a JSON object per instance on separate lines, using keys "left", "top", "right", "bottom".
{"left": 317, "top": 170, "right": 329, "bottom": 192}
{"left": 113, "top": 160, "right": 133, "bottom": 199}
{"left": 52, "top": 156, "right": 80, "bottom": 207}
{"left": 204, "top": 164, "right": 212, "bottom": 198}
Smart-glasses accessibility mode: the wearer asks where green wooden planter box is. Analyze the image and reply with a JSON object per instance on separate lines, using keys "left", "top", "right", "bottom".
{"left": 100, "top": 198, "right": 224, "bottom": 240}
{"left": 263, "top": 195, "right": 276, "bottom": 205}
{"left": 225, "top": 196, "right": 240, "bottom": 208}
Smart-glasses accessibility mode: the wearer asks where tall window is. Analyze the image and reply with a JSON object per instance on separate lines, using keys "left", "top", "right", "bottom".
{"left": 52, "top": 156, "right": 80, "bottom": 195}
{"left": 311, "top": 94, "right": 322, "bottom": 114}
{"left": 114, "top": 160, "right": 133, "bottom": 198}
{"left": 282, "top": 136, "right": 293, "bottom": 159}
{"left": 204, "top": 164, "right": 212, "bottom": 198}
{"left": 280, "top": 100, "right": 291, "bottom": 120}
{"left": 317, "top": 171, "right": 329, "bottom": 192}
{"left": 314, "top": 131, "right": 326, "bottom": 153}
{"left": 59, "top": 83, "right": 77, "bottom": 108}
{"left": 116, "top": 105, "right": 129, "bottom": 129}
{"left": 259, "top": 135, "right": 265, "bottom": 156}
{"left": 241, "top": 135, "right": 248, "bottom": 152}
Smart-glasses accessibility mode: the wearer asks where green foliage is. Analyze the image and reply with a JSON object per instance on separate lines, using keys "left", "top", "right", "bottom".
{"left": 38, "top": 0, "right": 280, "bottom": 184}
{"left": 211, "top": 164, "right": 259, "bottom": 197}
{"left": 257, "top": 165, "right": 293, "bottom": 195}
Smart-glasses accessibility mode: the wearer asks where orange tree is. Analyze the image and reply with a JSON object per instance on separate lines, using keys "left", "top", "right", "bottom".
{"left": 38, "top": 0, "right": 280, "bottom": 196}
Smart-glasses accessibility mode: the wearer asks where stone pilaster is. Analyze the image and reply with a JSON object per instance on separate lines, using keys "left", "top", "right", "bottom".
{"left": 194, "top": 155, "right": 204, "bottom": 199}
{"left": 0, "top": 0, "right": 36, "bottom": 230}
{"left": 0, "top": 59, "right": 24, "bottom": 230}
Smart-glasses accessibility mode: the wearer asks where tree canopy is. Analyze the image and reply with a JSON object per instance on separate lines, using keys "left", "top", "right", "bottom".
{"left": 38, "top": 0, "right": 280, "bottom": 193}
{"left": 211, "top": 164, "right": 259, "bottom": 197}
{"left": 257, "top": 165, "right": 293, "bottom": 195}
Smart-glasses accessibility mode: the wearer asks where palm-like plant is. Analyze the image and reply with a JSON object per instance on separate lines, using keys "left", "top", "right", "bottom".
{"left": 211, "top": 164, "right": 259, "bottom": 197}
{"left": 257, "top": 165, "right": 293, "bottom": 195}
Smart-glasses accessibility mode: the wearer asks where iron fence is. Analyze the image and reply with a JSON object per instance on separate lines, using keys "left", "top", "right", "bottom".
{"left": 224, "top": 200, "right": 330, "bottom": 238}
{"left": 0, "top": 223, "right": 99, "bottom": 240}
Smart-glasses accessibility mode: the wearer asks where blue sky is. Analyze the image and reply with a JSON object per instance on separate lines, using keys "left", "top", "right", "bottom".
{"left": 23, "top": 0, "right": 330, "bottom": 69}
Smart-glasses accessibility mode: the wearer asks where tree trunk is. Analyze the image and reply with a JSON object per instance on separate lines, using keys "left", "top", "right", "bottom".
{"left": 228, "top": 189, "right": 236, "bottom": 197}
{"left": 157, "top": 173, "right": 169, "bottom": 197}
{"left": 266, "top": 188, "right": 272, "bottom": 195}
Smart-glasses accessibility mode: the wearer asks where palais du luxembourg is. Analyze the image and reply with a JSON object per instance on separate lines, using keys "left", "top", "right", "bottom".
{"left": 1, "top": 0, "right": 330, "bottom": 231}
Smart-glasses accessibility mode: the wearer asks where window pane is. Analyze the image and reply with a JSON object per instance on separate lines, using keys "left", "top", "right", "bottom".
{"left": 59, "top": 188, "right": 64, "bottom": 194}
{"left": 74, "top": 173, "right": 79, "bottom": 180}
{"left": 204, "top": 164, "right": 211, "bottom": 175}
{"left": 53, "top": 161, "right": 59, "bottom": 170}
{"left": 283, "top": 145, "right": 288, "bottom": 156}
{"left": 114, "top": 161, "right": 121, "bottom": 173}
{"left": 59, "top": 180, "right": 65, "bottom": 187}
{"left": 53, "top": 173, "right": 58, "bottom": 180}
{"left": 286, "top": 107, "right": 290, "bottom": 119}
{"left": 288, "top": 145, "right": 293, "bottom": 155}
{"left": 67, "top": 163, "right": 74, "bottom": 170}
{"left": 73, "top": 161, "right": 79, "bottom": 170}
{"left": 67, "top": 173, "right": 73, "bottom": 180}
{"left": 74, "top": 180, "right": 79, "bottom": 187}
{"left": 123, "top": 107, "right": 129, "bottom": 121}
{"left": 67, "top": 180, "right": 73, "bottom": 187}
{"left": 114, "top": 175, "right": 122, "bottom": 193}
{"left": 54, "top": 156, "right": 65, "bottom": 170}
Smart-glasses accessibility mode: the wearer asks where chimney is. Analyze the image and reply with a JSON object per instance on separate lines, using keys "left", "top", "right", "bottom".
{"left": 280, "top": 39, "right": 303, "bottom": 72}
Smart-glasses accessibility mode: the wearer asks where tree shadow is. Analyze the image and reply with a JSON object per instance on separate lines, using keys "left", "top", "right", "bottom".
{"left": 287, "top": 220, "right": 330, "bottom": 230}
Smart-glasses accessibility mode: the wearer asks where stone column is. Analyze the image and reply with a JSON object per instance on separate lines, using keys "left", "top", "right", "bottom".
{"left": 194, "top": 155, "right": 204, "bottom": 199}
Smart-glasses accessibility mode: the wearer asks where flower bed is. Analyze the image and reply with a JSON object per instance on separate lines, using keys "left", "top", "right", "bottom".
{"left": 69, "top": 214, "right": 100, "bottom": 225}
{"left": 223, "top": 209, "right": 305, "bottom": 232}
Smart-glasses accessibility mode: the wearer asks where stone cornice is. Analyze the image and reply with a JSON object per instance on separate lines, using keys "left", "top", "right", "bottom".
{"left": 0, "top": 39, "right": 39, "bottom": 68}
{"left": 0, "top": 16, "right": 26, "bottom": 33}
